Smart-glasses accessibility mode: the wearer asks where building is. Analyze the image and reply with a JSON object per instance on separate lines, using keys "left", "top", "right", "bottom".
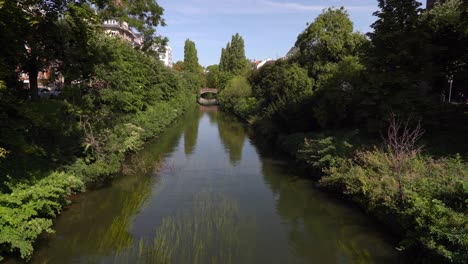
{"left": 159, "top": 45, "right": 173, "bottom": 67}
{"left": 102, "top": 20, "right": 143, "bottom": 48}
{"left": 255, "top": 58, "right": 274, "bottom": 69}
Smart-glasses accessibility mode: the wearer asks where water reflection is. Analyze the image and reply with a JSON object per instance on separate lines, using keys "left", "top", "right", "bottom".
{"left": 30, "top": 173, "right": 154, "bottom": 264}
{"left": 259, "top": 155, "right": 398, "bottom": 263}
{"left": 216, "top": 113, "right": 246, "bottom": 166}
{"left": 183, "top": 108, "right": 204, "bottom": 157}
{"left": 29, "top": 107, "right": 399, "bottom": 264}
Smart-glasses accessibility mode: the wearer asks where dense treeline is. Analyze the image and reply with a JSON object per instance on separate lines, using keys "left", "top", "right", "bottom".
{"left": 0, "top": 0, "right": 196, "bottom": 260}
{"left": 216, "top": 1, "right": 468, "bottom": 262}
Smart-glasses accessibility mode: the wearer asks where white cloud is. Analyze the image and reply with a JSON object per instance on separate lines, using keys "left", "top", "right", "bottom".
{"left": 164, "top": 0, "right": 376, "bottom": 15}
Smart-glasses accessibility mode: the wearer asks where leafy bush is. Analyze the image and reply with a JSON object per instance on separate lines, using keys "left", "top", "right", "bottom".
{"left": 218, "top": 76, "right": 258, "bottom": 120}
{"left": 250, "top": 60, "right": 313, "bottom": 106}
{"left": 298, "top": 132, "right": 358, "bottom": 169}
{"left": 320, "top": 150, "right": 468, "bottom": 262}
{"left": 0, "top": 172, "right": 84, "bottom": 261}
{"left": 218, "top": 76, "right": 251, "bottom": 107}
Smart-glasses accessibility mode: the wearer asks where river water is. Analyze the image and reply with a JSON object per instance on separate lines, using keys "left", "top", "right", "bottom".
{"left": 31, "top": 106, "right": 400, "bottom": 264}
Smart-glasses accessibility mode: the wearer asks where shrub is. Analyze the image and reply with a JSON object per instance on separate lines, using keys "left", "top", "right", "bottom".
{"left": 250, "top": 60, "right": 313, "bottom": 106}
{"left": 0, "top": 172, "right": 84, "bottom": 261}
{"left": 218, "top": 76, "right": 258, "bottom": 120}
{"left": 320, "top": 150, "right": 468, "bottom": 262}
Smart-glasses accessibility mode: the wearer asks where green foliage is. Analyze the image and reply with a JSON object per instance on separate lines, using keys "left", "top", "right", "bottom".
{"left": 90, "top": 37, "right": 189, "bottom": 114}
{"left": 0, "top": 21, "right": 195, "bottom": 261}
{"left": 420, "top": 0, "right": 468, "bottom": 93}
{"left": 0, "top": 172, "right": 84, "bottom": 260}
{"left": 250, "top": 60, "right": 313, "bottom": 106}
{"left": 218, "top": 76, "right": 258, "bottom": 119}
{"left": 184, "top": 39, "right": 200, "bottom": 74}
{"left": 173, "top": 61, "right": 185, "bottom": 72}
{"left": 320, "top": 149, "right": 468, "bottom": 262}
{"left": 298, "top": 132, "right": 358, "bottom": 170}
{"left": 206, "top": 65, "right": 220, "bottom": 88}
{"left": 217, "top": 71, "right": 235, "bottom": 90}
{"left": 312, "top": 55, "right": 367, "bottom": 128}
{"left": 219, "top": 33, "right": 249, "bottom": 75}
{"left": 294, "top": 7, "right": 367, "bottom": 88}
{"left": 367, "top": 0, "right": 427, "bottom": 89}
{"left": 96, "top": 0, "right": 167, "bottom": 50}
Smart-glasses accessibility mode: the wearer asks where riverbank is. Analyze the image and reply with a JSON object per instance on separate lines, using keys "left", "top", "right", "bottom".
{"left": 28, "top": 107, "right": 401, "bottom": 263}
{"left": 241, "top": 114, "right": 468, "bottom": 263}
{"left": 0, "top": 91, "right": 196, "bottom": 261}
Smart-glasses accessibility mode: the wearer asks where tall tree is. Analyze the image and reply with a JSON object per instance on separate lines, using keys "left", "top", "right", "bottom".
{"left": 367, "top": 0, "right": 426, "bottom": 87}
{"left": 0, "top": 0, "right": 168, "bottom": 98}
{"left": 184, "top": 39, "right": 199, "bottom": 73}
{"left": 219, "top": 47, "right": 227, "bottom": 71}
{"left": 294, "top": 7, "right": 366, "bottom": 88}
{"left": 229, "top": 33, "right": 248, "bottom": 75}
{"left": 218, "top": 33, "right": 248, "bottom": 75}
{"left": 421, "top": 0, "right": 468, "bottom": 94}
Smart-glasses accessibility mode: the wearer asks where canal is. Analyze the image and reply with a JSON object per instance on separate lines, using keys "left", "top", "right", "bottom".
{"left": 30, "top": 106, "right": 400, "bottom": 263}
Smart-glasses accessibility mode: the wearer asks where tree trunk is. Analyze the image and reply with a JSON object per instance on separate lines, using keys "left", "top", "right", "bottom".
{"left": 29, "top": 67, "right": 39, "bottom": 100}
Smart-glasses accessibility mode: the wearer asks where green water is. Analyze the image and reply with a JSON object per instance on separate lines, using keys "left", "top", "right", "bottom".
{"left": 31, "top": 106, "right": 400, "bottom": 264}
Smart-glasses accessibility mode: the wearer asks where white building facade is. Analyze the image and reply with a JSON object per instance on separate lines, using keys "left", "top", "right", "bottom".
{"left": 102, "top": 20, "right": 143, "bottom": 48}
{"left": 159, "top": 45, "right": 173, "bottom": 68}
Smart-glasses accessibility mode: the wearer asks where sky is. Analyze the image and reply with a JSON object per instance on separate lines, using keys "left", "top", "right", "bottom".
{"left": 157, "top": 0, "right": 426, "bottom": 67}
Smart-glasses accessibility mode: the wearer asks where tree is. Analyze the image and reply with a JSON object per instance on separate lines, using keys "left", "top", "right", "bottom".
{"left": 367, "top": 0, "right": 426, "bottom": 88}
{"left": 0, "top": 0, "right": 168, "bottom": 98}
{"left": 184, "top": 39, "right": 199, "bottom": 73}
{"left": 421, "top": 0, "right": 468, "bottom": 95}
{"left": 250, "top": 60, "right": 313, "bottom": 105}
{"left": 219, "top": 33, "right": 248, "bottom": 75}
{"left": 294, "top": 7, "right": 366, "bottom": 89}
{"left": 219, "top": 46, "right": 228, "bottom": 71}
{"left": 96, "top": 0, "right": 167, "bottom": 51}
{"left": 173, "top": 61, "right": 185, "bottom": 72}
{"left": 206, "top": 65, "right": 220, "bottom": 88}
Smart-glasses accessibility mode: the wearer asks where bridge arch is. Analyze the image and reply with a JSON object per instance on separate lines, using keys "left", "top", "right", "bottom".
{"left": 200, "top": 88, "right": 218, "bottom": 95}
{"left": 198, "top": 88, "right": 219, "bottom": 105}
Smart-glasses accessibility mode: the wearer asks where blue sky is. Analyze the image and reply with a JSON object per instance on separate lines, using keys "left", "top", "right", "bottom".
{"left": 157, "top": 0, "right": 426, "bottom": 66}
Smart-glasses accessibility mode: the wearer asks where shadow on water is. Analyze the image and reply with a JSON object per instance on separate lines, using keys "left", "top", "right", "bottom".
{"left": 27, "top": 106, "right": 403, "bottom": 264}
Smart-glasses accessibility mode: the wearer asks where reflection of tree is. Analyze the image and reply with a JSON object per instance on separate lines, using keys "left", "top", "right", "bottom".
{"left": 183, "top": 107, "right": 203, "bottom": 157}
{"left": 217, "top": 113, "right": 246, "bottom": 165}
{"left": 32, "top": 108, "right": 197, "bottom": 263}
{"left": 205, "top": 108, "right": 219, "bottom": 125}
{"left": 31, "top": 171, "right": 154, "bottom": 263}
{"left": 258, "top": 151, "right": 398, "bottom": 263}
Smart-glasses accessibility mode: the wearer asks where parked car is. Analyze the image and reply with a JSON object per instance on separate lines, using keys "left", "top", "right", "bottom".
{"left": 50, "top": 88, "right": 62, "bottom": 98}
{"left": 38, "top": 88, "right": 52, "bottom": 99}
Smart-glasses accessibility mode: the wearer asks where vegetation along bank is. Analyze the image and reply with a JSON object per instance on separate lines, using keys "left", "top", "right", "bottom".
{"left": 214, "top": 1, "right": 468, "bottom": 263}
{"left": 0, "top": 0, "right": 200, "bottom": 261}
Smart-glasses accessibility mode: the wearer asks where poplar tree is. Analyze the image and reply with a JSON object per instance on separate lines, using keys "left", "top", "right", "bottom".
{"left": 230, "top": 33, "right": 247, "bottom": 75}
{"left": 218, "top": 33, "right": 247, "bottom": 75}
{"left": 184, "top": 39, "right": 199, "bottom": 73}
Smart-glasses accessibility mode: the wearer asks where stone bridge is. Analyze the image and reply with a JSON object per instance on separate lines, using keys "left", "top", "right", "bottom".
{"left": 200, "top": 88, "right": 218, "bottom": 95}
{"left": 198, "top": 88, "right": 219, "bottom": 106}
